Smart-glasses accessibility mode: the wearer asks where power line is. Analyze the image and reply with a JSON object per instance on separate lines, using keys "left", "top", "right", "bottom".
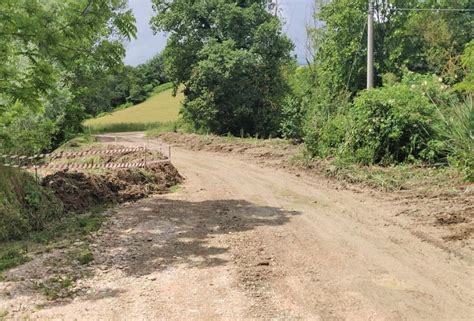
{"left": 394, "top": 8, "right": 474, "bottom": 12}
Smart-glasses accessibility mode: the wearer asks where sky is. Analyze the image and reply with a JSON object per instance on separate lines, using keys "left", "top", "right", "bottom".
{"left": 124, "top": 0, "right": 315, "bottom": 66}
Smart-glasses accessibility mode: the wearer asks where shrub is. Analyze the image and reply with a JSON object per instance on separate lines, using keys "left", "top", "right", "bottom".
{"left": 343, "top": 84, "right": 438, "bottom": 164}
{"left": 280, "top": 95, "right": 305, "bottom": 141}
{"left": 304, "top": 112, "right": 349, "bottom": 158}
{"left": 280, "top": 66, "right": 313, "bottom": 141}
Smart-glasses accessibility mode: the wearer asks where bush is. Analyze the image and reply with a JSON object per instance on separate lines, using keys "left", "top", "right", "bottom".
{"left": 303, "top": 92, "right": 351, "bottom": 157}
{"left": 280, "top": 96, "right": 305, "bottom": 141}
{"left": 343, "top": 84, "right": 438, "bottom": 164}
{"left": 306, "top": 112, "right": 348, "bottom": 157}
{"left": 280, "top": 66, "right": 313, "bottom": 141}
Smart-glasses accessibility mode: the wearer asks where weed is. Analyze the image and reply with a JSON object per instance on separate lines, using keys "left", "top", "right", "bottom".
{"left": 0, "top": 245, "right": 30, "bottom": 272}
{"left": 433, "top": 97, "right": 473, "bottom": 181}
{"left": 0, "top": 211, "right": 106, "bottom": 273}
{"left": 34, "top": 276, "right": 75, "bottom": 300}
{"left": 76, "top": 248, "right": 93, "bottom": 265}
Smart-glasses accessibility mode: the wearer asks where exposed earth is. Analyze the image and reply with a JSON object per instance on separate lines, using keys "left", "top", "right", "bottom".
{"left": 1, "top": 132, "right": 472, "bottom": 320}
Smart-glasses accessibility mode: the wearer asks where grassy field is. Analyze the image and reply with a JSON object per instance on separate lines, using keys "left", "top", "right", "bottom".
{"left": 84, "top": 87, "right": 183, "bottom": 133}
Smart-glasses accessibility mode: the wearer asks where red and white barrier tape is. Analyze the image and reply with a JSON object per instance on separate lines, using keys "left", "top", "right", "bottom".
{"left": 2, "top": 159, "right": 170, "bottom": 170}
{"left": 1, "top": 147, "right": 147, "bottom": 161}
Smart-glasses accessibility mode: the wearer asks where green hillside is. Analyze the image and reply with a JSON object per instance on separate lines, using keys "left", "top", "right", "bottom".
{"left": 84, "top": 87, "right": 183, "bottom": 133}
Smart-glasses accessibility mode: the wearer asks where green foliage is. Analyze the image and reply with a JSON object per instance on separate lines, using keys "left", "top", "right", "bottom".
{"left": 303, "top": 70, "right": 473, "bottom": 181}
{"left": 433, "top": 97, "right": 474, "bottom": 181}
{"left": 128, "top": 54, "right": 169, "bottom": 104}
{"left": 0, "top": 0, "right": 137, "bottom": 154}
{"left": 151, "top": 0, "right": 293, "bottom": 136}
{"left": 280, "top": 66, "right": 314, "bottom": 141}
{"left": 76, "top": 248, "right": 94, "bottom": 265}
{"left": 35, "top": 276, "right": 75, "bottom": 300}
{"left": 0, "top": 101, "right": 57, "bottom": 155}
{"left": 307, "top": 0, "right": 472, "bottom": 99}
{"left": 0, "top": 245, "right": 29, "bottom": 272}
{"left": 344, "top": 84, "right": 437, "bottom": 164}
{"left": 298, "top": 0, "right": 472, "bottom": 179}
{"left": 151, "top": 82, "right": 174, "bottom": 96}
{"left": 305, "top": 113, "right": 349, "bottom": 159}
{"left": 454, "top": 40, "right": 474, "bottom": 94}
{"left": 0, "top": 166, "right": 64, "bottom": 241}
{"left": 0, "top": 0, "right": 136, "bottom": 109}
{"left": 88, "top": 121, "right": 179, "bottom": 134}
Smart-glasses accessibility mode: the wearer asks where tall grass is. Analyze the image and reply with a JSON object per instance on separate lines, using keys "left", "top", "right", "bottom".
{"left": 435, "top": 96, "right": 473, "bottom": 181}
{"left": 0, "top": 165, "right": 64, "bottom": 241}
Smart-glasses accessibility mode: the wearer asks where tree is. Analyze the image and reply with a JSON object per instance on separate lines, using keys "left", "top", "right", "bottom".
{"left": 128, "top": 54, "right": 169, "bottom": 104}
{"left": 308, "top": 0, "right": 473, "bottom": 97}
{"left": 150, "top": 0, "right": 293, "bottom": 136}
{"left": 0, "top": 0, "right": 137, "bottom": 153}
{"left": 0, "top": 0, "right": 136, "bottom": 109}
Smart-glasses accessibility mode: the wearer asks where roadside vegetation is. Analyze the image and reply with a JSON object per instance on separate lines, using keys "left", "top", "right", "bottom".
{"left": 0, "top": 138, "right": 182, "bottom": 277}
{"left": 0, "top": 0, "right": 472, "bottom": 278}
{"left": 147, "top": 0, "right": 472, "bottom": 183}
{"left": 0, "top": 163, "right": 105, "bottom": 275}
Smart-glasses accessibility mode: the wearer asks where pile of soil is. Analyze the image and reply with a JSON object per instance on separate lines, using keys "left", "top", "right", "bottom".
{"left": 42, "top": 163, "right": 183, "bottom": 212}
{"left": 159, "top": 132, "right": 301, "bottom": 165}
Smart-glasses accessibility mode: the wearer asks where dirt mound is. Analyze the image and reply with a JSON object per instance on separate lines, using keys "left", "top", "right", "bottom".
{"left": 42, "top": 163, "right": 183, "bottom": 212}
{"left": 159, "top": 132, "right": 301, "bottom": 165}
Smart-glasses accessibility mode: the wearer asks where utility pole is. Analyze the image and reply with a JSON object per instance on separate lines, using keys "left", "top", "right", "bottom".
{"left": 367, "top": 0, "right": 374, "bottom": 89}
{"left": 272, "top": 0, "right": 279, "bottom": 17}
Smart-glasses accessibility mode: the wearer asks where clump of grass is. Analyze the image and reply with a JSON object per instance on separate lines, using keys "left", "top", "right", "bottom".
{"left": 34, "top": 276, "right": 75, "bottom": 300}
{"left": 76, "top": 248, "right": 93, "bottom": 265}
{"left": 0, "top": 245, "right": 30, "bottom": 272}
{"left": 289, "top": 152, "right": 464, "bottom": 192}
{"left": 434, "top": 97, "right": 473, "bottom": 181}
{"left": 30, "top": 212, "right": 106, "bottom": 245}
{"left": 0, "top": 211, "right": 106, "bottom": 273}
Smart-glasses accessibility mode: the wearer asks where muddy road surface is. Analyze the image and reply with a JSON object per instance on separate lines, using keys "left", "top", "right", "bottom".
{"left": 4, "top": 132, "right": 473, "bottom": 320}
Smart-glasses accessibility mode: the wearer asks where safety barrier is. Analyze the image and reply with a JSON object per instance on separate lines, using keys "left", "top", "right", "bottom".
{"left": 1, "top": 146, "right": 171, "bottom": 173}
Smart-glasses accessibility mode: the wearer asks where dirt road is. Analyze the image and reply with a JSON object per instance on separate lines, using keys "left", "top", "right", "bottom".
{"left": 4, "top": 132, "right": 473, "bottom": 320}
